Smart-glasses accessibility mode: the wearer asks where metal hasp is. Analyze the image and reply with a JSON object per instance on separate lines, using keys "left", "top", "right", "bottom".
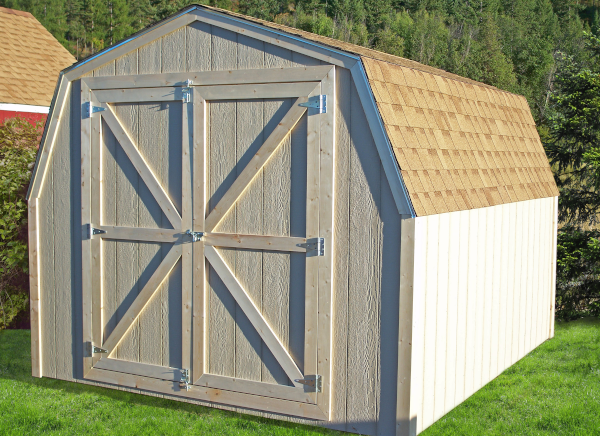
{"left": 298, "top": 237, "right": 325, "bottom": 257}
{"left": 92, "top": 345, "right": 107, "bottom": 354}
{"left": 181, "top": 79, "right": 193, "bottom": 103}
{"left": 299, "top": 95, "right": 327, "bottom": 114}
{"left": 185, "top": 229, "right": 203, "bottom": 242}
{"left": 87, "top": 224, "right": 106, "bottom": 239}
{"left": 82, "top": 102, "right": 105, "bottom": 119}
{"left": 295, "top": 375, "right": 322, "bottom": 393}
{"left": 179, "top": 368, "right": 191, "bottom": 391}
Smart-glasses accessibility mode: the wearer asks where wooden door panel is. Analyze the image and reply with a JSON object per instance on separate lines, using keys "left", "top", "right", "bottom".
{"left": 81, "top": 67, "right": 334, "bottom": 420}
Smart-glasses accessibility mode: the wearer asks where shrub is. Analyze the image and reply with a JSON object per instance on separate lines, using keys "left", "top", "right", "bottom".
{"left": 0, "top": 117, "right": 41, "bottom": 329}
{"left": 556, "top": 226, "right": 600, "bottom": 320}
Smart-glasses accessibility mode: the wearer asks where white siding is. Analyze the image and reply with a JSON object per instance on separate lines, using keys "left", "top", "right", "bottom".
{"left": 411, "top": 196, "right": 557, "bottom": 434}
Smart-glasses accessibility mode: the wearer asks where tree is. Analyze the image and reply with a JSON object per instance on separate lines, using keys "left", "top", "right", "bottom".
{"left": 545, "top": 31, "right": 600, "bottom": 226}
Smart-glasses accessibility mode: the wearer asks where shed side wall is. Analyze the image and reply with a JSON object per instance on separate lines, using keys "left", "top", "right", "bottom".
{"left": 36, "top": 25, "right": 402, "bottom": 436}
{"left": 411, "top": 196, "right": 557, "bottom": 434}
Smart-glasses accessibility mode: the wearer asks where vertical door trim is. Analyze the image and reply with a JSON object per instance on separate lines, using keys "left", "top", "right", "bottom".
{"left": 192, "top": 88, "right": 207, "bottom": 383}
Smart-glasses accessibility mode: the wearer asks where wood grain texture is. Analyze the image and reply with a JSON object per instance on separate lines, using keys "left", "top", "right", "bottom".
{"left": 233, "top": 34, "right": 265, "bottom": 384}
{"left": 113, "top": 102, "right": 140, "bottom": 362}
{"left": 332, "top": 66, "right": 351, "bottom": 428}
{"left": 346, "top": 80, "right": 382, "bottom": 436}
{"left": 187, "top": 21, "right": 211, "bottom": 72}
{"left": 53, "top": 86, "right": 73, "bottom": 380}
{"left": 207, "top": 25, "right": 238, "bottom": 378}
{"left": 28, "top": 198, "right": 41, "bottom": 377}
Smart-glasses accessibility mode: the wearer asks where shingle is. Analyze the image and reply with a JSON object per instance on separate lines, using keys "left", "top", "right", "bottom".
{"left": 359, "top": 55, "right": 558, "bottom": 216}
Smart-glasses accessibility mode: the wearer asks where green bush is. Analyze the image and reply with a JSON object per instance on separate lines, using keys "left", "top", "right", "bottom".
{"left": 0, "top": 117, "right": 41, "bottom": 330}
{"left": 556, "top": 226, "right": 600, "bottom": 320}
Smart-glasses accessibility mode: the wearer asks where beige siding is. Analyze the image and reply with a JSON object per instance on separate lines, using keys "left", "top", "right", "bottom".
{"left": 411, "top": 196, "right": 557, "bottom": 434}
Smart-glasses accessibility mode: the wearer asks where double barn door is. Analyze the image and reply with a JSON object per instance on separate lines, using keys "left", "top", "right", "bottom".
{"left": 80, "top": 66, "right": 335, "bottom": 420}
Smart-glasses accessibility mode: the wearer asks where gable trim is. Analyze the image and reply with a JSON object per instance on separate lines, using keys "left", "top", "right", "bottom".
{"left": 351, "top": 62, "right": 415, "bottom": 217}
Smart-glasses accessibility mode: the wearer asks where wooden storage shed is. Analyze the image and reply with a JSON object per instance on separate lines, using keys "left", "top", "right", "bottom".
{"left": 27, "top": 5, "right": 559, "bottom": 435}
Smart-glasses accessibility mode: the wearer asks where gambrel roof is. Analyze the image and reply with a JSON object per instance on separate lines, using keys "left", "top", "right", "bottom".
{"left": 0, "top": 7, "right": 75, "bottom": 106}
{"left": 28, "top": 5, "right": 558, "bottom": 217}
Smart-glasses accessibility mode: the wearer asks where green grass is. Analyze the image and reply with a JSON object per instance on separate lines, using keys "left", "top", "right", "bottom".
{"left": 0, "top": 319, "right": 598, "bottom": 435}
{"left": 423, "top": 318, "right": 600, "bottom": 436}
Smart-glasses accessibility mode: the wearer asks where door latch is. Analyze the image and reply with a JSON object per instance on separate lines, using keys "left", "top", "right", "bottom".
{"left": 185, "top": 229, "right": 203, "bottom": 242}
{"left": 181, "top": 79, "right": 193, "bottom": 103}
{"left": 295, "top": 375, "right": 322, "bottom": 392}
{"left": 179, "top": 368, "right": 191, "bottom": 391}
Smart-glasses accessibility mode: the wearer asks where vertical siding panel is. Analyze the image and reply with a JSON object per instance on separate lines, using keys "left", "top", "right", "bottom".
{"left": 445, "top": 211, "right": 460, "bottom": 412}
{"left": 113, "top": 102, "right": 140, "bottom": 362}
{"left": 505, "top": 202, "right": 517, "bottom": 368}
{"left": 512, "top": 202, "right": 523, "bottom": 362}
{"left": 516, "top": 202, "right": 529, "bottom": 359}
{"left": 550, "top": 197, "right": 558, "bottom": 338}
{"left": 490, "top": 206, "right": 501, "bottom": 379}
{"left": 411, "top": 218, "right": 426, "bottom": 436}
{"left": 473, "top": 208, "right": 486, "bottom": 390}
{"left": 234, "top": 34, "right": 264, "bottom": 382}
{"left": 187, "top": 21, "right": 212, "bottom": 71}
{"left": 54, "top": 91, "right": 73, "bottom": 380}
{"left": 261, "top": 43, "right": 292, "bottom": 385}
{"left": 133, "top": 42, "right": 163, "bottom": 368}
{"left": 482, "top": 207, "right": 494, "bottom": 384}
{"left": 161, "top": 28, "right": 186, "bottom": 73}
{"left": 346, "top": 81, "right": 381, "bottom": 435}
{"left": 332, "top": 66, "right": 351, "bottom": 429}
{"left": 207, "top": 26, "right": 238, "bottom": 378}
{"left": 464, "top": 208, "right": 477, "bottom": 399}
{"left": 526, "top": 200, "right": 535, "bottom": 354}
{"left": 421, "top": 215, "right": 439, "bottom": 430}
{"left": 455, "top": 210, "right": 469, "bottom": 404}
{"left": 532, "top": 200, "right": 541, "bottom": 348}
{"left": 377, "top": 167, "right": 402, "bottom": 436}
{"left": 40, "top": 117, "right": 56, "bottom": 378}
{"left": 434, "top": 213, "right": 449, "bottom": 421}
{"left": 498, "top": 204, "right": 509, "bottom": 374}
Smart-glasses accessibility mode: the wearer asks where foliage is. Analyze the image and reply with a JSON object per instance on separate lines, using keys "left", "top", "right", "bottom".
{"left": 555, "top": 226, "right": 600, "bottom": 320}
{"left": 0, "top": 0, "right": 596, "bottom": 123}
{"left": 0, "top": 118, "right": 42, "bottom": 330}
{"left": 545, "top": 31, "right": 600, "bottom": 226}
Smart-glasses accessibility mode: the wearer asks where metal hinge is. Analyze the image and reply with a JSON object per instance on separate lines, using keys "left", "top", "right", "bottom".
{"left": 179, "top": 368, "right": 191, "bottom": 391}
{"left": 181, "top": 79, "right": 193, "bottom": 103}
{"left": 295, "top": 375, "right": 322, "bottom": 392}
{"left": 92, "top": 345, "right": 107, "bottom": 354}
{"left": 87, "top": 224, "right": 106, "bottom": 239}
{"left": 82, "top": 102, "right": 105, "bottom": 119}
{"left": 299, "top": 95, "right": 326, "bottom": 114}
{"left": 298, "top": 237, "right": 324, "bottom": 257}
{"left": 185, "top": 229, "right": 203, "bottom": 242}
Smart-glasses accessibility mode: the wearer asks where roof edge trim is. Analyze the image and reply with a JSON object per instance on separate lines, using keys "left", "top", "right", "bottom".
{"left": 27, "top": 72, "right": 65, "bottom": 200}
{"left": 350, "top": 61, "right": 415, "bottom": 217}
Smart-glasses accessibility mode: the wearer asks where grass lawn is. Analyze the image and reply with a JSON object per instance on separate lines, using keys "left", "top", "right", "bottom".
{"left": 0, "top": 319, "right": 598, "bottom": 435}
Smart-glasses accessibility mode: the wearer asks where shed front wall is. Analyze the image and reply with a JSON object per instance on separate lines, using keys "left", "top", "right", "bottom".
{"left": 33, "top": 23, "right": 402, "bottom": 435}
{"left": 408, "top": 196, "right": 558, "bottom": 434}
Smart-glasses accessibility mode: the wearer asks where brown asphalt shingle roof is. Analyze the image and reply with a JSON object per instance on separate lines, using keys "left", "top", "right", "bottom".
{"left": 0, "top": 7, "right": 75, "bottom": 106}
{"left": 200, "top": 5, "right": 558, "bottom": 216}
